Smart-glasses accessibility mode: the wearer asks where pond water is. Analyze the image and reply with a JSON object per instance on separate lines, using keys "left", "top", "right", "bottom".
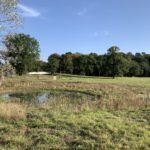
{"left": 0, "top": 91, "right": 95, "bottom": 103}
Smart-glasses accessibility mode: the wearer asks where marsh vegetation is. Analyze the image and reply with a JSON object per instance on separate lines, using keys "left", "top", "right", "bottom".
{"left": 0, "top": 75, "right": 150, "bottom": 149}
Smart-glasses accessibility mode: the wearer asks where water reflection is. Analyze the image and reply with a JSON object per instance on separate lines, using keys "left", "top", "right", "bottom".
{"left": 0, "top": 91, "right": 95, "bottom": 103}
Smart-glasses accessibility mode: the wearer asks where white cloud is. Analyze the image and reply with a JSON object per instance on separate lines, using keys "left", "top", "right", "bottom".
{"left": 18, "top": 4, "right": 41, "bottom": 17}
{"left": 77, "top": 8, "right": 88, "bottom": 16}
{"left": 93, "top": 31, "right": 109, "bottom": 37}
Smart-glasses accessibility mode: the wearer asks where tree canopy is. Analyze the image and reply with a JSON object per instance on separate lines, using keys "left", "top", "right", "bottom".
{"left": 48, "top": 53, "right": 61, "bottom": 74}
{"left": 4, "top": 33, "right": 40, "bottom": 75}
{"left": 106, "top": 46, "right": 126, "bottom": 78}
{"left": 47, "top": 48, "right": 150, "bottom": 77}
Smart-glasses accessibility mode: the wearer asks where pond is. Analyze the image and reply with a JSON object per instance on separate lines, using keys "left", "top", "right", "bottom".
{"left": 0, "top": 91, "right": 96, "bottom": 103}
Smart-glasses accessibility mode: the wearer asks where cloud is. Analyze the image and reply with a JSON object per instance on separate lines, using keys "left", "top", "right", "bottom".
{"left": 77, "top": 8, "right": 88, "bottom": 16}
{"left": 18, "top": 4, "right": 41, "bottom": 17}
{"left": 93, "top": 31, "right": 109, "bottom": 37}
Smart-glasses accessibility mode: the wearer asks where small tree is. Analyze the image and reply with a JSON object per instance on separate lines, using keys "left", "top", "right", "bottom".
{"left": 4, "top": 33, "right": 40, "bottom": 75}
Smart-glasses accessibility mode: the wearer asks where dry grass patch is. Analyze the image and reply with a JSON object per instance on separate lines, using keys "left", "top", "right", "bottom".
{"left": 0, "top": 102, "right": 26, "bottom": 121}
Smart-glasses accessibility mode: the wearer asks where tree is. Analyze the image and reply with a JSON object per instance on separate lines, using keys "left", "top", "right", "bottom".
{"left": 0, "top": 0, "right": 21, "bottom": 81}
{"left": 0, "top": 0, "right": 21, "bottom": 38}
{"left": 34, "top": 60, "right": 48, "bottom": 72}
{"left": 61, "top": 53, "right": 73, "bottom": 74}
{"left": 85, "top": 54, "right": 97, "bottom": 76}
{"left": 78, "top": 55, "right": 88, "bottom": 75}
{"left": 48, "top": 53, "right": 61, "bottom": 74}
{"left": 106, "top": 46, "right": 126, "bottom": 78}
{"left": 4, "top": 33, "right": 40, "bottom": 75}
{"left": 128, "top": 61, "right": 143, "bottom": 77}
{"left": 0, "top": 64, "right": 15, "bottom": 77}
{"left": 72, "top": 53, "right": 81, "bottom": 75}
{"left": 94, "top": 55, "right": 103, "bottom": 76}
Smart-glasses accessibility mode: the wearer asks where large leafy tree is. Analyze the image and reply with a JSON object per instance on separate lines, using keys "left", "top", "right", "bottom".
{"left": 106, "top": 46, "right": 126, "bottom": 78}
{"left": 4, "top": 33, "right": 40, "bottom": 75}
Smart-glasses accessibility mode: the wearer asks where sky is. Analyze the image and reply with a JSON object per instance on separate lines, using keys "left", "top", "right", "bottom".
{"left": 18, "top": 0, "right": 150, "bottom": 61}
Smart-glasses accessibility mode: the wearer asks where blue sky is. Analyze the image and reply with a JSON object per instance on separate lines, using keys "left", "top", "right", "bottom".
{"left": 19, "top": 0, "right": 150, "bottom": 61}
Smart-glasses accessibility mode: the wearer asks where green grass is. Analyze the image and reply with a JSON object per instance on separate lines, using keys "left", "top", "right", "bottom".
{"left": 57, "top": 74, "right": 150, "bottom": 87}
{"left": 0, "top": 75, "right": 150, "bottom": 149}
{"left": 7, "top": 74, "right": 150, "bottom": 87}
{"left": 0, "top": 107, "right": 150, "bottom": 149}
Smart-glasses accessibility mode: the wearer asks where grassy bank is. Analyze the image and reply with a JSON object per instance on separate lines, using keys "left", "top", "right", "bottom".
{"left": 0, "top": 75, "right": 150, "bottom": 149}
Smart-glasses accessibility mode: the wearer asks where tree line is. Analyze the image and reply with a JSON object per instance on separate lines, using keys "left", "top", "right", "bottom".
{"left": 46, "top": 48, "right": 150, "bottom": 78}
{"left": 1, "top": 33, "right": 150, "bottom": 78}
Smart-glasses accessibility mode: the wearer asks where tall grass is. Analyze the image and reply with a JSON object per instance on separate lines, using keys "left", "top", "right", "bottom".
{"left": 0, "top": 102, "right": 26, "bottom": 121}
{"left": 0, "top": 75, "right": 150, "bottom": 149}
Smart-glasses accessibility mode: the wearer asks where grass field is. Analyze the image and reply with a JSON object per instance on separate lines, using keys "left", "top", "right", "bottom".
{"left": 0, "top": 75, "right": 150, "bottom": 149}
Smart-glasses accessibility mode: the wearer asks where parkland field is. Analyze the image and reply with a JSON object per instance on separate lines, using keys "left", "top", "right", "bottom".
{"left": 0, "top": 75, "right": 150, "bottom": 149}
